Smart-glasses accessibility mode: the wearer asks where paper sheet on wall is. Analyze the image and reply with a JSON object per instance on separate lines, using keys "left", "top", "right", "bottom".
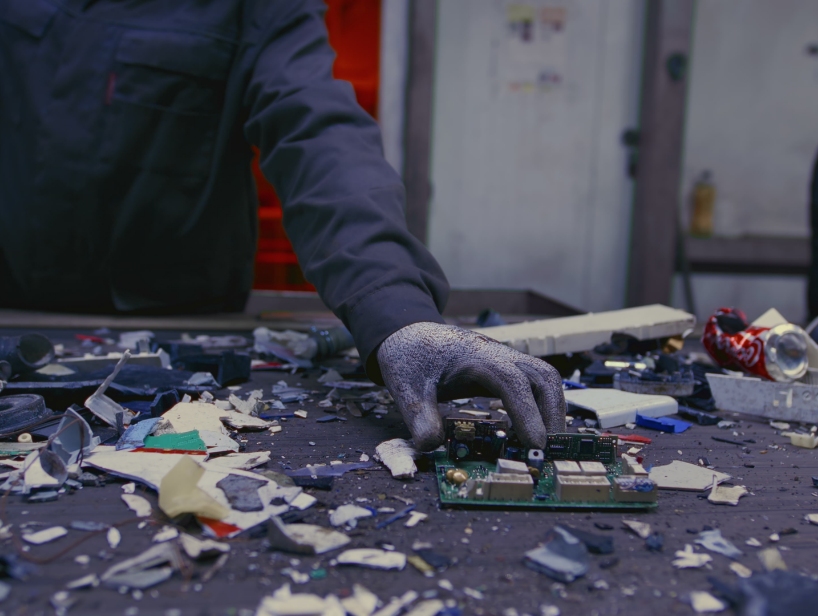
{"left": 504, "top": 2, "right": 566, "bottom": 94}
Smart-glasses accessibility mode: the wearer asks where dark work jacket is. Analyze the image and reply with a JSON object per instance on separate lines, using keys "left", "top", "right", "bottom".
{"left": 0, "top": 0, "right": 448, "bottom": 373}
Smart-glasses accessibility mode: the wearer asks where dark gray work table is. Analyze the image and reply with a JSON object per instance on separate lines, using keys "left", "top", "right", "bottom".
{"left": 0, "top": 327, "right": 816, "bottom": 616}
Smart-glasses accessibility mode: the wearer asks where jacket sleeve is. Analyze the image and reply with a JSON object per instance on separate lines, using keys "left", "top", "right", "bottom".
{"left": 243, "top": 0, "right": 449, "bottom": 379}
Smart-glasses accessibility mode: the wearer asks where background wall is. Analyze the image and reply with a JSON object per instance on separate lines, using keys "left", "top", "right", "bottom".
{"left": 426, "top": 0, "right": 645, "bottom": 313}
{"left": 673, "top": 0, "right": 818, "bottom": 324}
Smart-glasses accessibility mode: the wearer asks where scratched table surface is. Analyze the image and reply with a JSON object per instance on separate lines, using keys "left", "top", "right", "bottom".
{"left": 0, "top": 327, "right": 816, "bottom": 616}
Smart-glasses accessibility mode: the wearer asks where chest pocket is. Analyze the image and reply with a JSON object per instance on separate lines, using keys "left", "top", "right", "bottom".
{"left": 101, "top": 30, "right": 235, "bottom": 178}
{"left": 0, "top": 0, "right": 59, "bottom": 38}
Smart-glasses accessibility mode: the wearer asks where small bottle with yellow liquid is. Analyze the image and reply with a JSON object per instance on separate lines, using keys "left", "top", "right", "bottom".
{"left": 689, "top": 170, "right": 716, "bottom": 237}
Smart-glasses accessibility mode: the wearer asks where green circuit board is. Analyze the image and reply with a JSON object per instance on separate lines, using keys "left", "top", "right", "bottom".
{"left": 434, "top": 453, "right": 658, "bottom": 510}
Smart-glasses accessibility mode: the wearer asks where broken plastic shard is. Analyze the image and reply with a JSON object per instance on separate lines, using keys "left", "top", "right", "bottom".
{"left": 404, "top": 511, "right": 428, "bottom": 528}
{"left": 51, "top": 408, "right": 100, "bottom": 464}
{"left": 729, "top": 561, "right": 753, "bottom": 578}
{"left": 372, "top": 591, "right": 418, "bottom": 616}
{"left": 179, "top": 534, "right": 230, "bottom": 560}
{"left": 758, "top": 547, "right": 787, "bottom": 572}
{"left": 340, "top": 584, "right": 379, "bottom": 616}
{"left": 84, "top": 351, "right": 133, "bottom": 428}
{"left": 115, "top": 418, "right": 160, "bottom": 451}
{"left": 622, "top": 520, "right": 651, "bottom": 539}
{"left": 805, "top": 513, "right": 818, "bottom": 526}
{"left": 672, "top": 545, "right": 712, "bottom": 569}
{"left": 216, "top": 474, "right": 267, "bottom": 512}
{"left": 22, "top": 526, "right": 68, "bottom": 545}
{"left": 65, "top": 573, "right": 99, "bottom": 590}
{"left": 101, "top": 543, "right": 183, "bottom": 590}
{"left": 121, "top": 494, "right": 152, "bottom": 518}
{"left": 649, "top": 461, "right": 731, "bottom": 491}
{"left": 267, "top": 516, "right": 350, "bottom": 555}
{"left": 404, "top": 600, "right": 445, "bottom": 616}
{"left": 152, "top": 526, "right": 179, "bottom": 543}
{"left": 159, "top": 456, "right": 229, "bottom": 520}
{"left": 204, "top": 451, "right": 271, "bottom": 471}
{"left": 561, "top": 526, "right": 614, "bottom": 555}
{"left": 708, "top": 480, "right": 749, "bottom": 506}
{"left": 337, "top": 548, "right": 407, "bottom": 571}
{"left": 142, "top": 430, "right": 207, "bottom": 452}
{"left": 695, "top": 530, "right": 743, "bottom": 559}
{"left": 688, "top": 591, "right": 726, "bottom": 613}
{"left": 329, "top": 504, "right": 374, "bottom": 528}
{"left": 107, "top": 527, "right": 121, "bottom": 549}
{"left": 23, "top": 448, "right": 67, "bottom": 489}
{"left": 374, "top": 439, "right": 417, "bottom": 479}
{"left": 524, "top": 526, "right": 590, "bottom": 583}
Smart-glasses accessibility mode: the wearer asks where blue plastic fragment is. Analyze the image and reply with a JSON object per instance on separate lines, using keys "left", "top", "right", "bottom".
{"left": 115, "top": 417, "right": 162, "bottom": 450}
{"left": 634, "top": 413, "right": 691, "bottom": 434}
{"left": 285, "top": 462, "right": 373, "bottom": 478}
{"left": 260, "top": 412, "right": 296, "bottom": 420}
{"left": 375, "top": 504, "right": 415, "bottom": 529}
{"left": 562, "top": 379, "right": 587, "bottom": 390}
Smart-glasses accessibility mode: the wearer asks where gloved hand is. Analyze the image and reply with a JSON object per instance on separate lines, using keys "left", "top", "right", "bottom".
{"left": 376, "top": 321, "right": 566, "bottom": 451}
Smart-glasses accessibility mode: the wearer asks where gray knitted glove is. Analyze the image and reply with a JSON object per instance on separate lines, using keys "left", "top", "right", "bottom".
{"left": 376, "top": 322, "right": 566, "bottom": 451}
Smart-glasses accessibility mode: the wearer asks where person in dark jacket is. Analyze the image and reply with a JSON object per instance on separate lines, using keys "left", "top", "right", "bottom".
{"left": 0, "top": 0, "right": 564, "bottom": 450}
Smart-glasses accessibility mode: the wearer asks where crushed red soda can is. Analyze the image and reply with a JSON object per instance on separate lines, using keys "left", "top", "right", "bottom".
{"left": 702, "top": 307, "right": 809, "bottom": 382}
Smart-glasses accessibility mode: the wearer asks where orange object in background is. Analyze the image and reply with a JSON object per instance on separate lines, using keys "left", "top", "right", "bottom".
{"left": 252, "top": 0, "right": 381, "bottom": 291}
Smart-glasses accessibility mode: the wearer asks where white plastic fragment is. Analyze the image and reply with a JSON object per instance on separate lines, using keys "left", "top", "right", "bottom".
{"left": 729, "top": 562, "right": 753, "bottom": 578}
{"left": 622, "top": 520, "right": 651, "bottom": 539}
{"left": 758, "top": 547, "right": 787, "bottom": 571}
{"left": 329, "top": 504, "right": 373, "bottom": 528}
{"left": 371, "top": 591, "right": 418, "bottom": 616}
{"left": 475, "top": 304, "right": 695, "bottom": 356}
{"left": 672, "top": 545, "right": 712, "bottom": 569}
{"left": 404, "top": 511, "right": 428, "bottom": 528}
{"left": 374, "top": 439, "right": 417, "bottom": 479}
{"left": 564, "top": 388, "right": 678, "bottom": 429}
{"left": 649, "top": 461, "right": 731, "bottom": 492}
{"left": 289, "top": 493, "right": 317, "bottom": 511}
{"left": 107, "top": 527, "right": 121, "bottom": 549}
{"left": 84, "top": 351, "right": 133, "bottom": 428}
{"left": 65, "top": 573, "right": 100, "bottom": 590}
{"left": 746, "top": 538, "right": 762, "bottom": 547}
{"left": 340, "top": 584, "right": 379, "bottom": 616}
{"left": 337, "top": 548, "right": 407, "bottom": 571}
{"left": 404, "top": 600, "right": 445, "bottom": 616}
{"left": 121, "top": 482, "right": 136, "bottom": 494}
{"left": 294, "top": 410, "right": 308, "bottom": 419}
{"left": 121, "top": 494, "right": 152, "bottom": 518}
{"left": 22, "top": 526, "right": 68, "bottom": 545}
{"left": 695, "top": 530, "right": 742, "bottom": 559}
{"left": 805, "top": 513, "right": 818, "bottom": 526}
{"left": 179, "top": 534, "right": 230, "bottom": 560}
{"left": 152, "top": 526, "right": 179, "bottom": 543}
{"left": 689, "top": 591, "right": 726, "bottom": 613}
{"left": 707, "top": 479, "right": 749, "bottom": 506}
{"left": 204, "top": 452, "right": 272, "bottom": 471}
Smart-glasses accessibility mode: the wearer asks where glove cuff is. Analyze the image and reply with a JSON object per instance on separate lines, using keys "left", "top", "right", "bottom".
{"left": 346, "top": 283, "right": 446, "bottom": 385}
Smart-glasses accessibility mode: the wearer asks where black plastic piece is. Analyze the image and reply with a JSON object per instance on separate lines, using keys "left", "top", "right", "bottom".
{"left": 150, "top": 390, "right": 180, "bottom": 417}
{"left": 171, "top": 350, "right": 250, "bottom": 386}
{"left": 677, "top": 405, "right": 721, "bottom": 425}
{"left": 0, "top": 334, "right": 55, "bottom": 377}
{"left": 0, "top": 394, "right": 53, "bottom": 435}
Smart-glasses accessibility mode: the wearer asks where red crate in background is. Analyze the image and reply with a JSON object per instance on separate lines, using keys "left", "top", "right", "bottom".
{"left": 252, "top": 0, "right": 381, "bottom": 291}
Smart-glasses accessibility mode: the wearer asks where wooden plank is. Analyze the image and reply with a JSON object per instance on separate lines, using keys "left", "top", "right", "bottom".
{"left": 685, "top": 235, "right": 810, "bottom": 275}
{"left": 627, "top": 0, "right": 695, "bottom": 306}
{"left": 402, "top": 0, "right": 437, "bottom": 244}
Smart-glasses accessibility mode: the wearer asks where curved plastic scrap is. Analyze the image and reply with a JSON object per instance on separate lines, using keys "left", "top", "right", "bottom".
{"left": 51, "top": 408, "right": 101, "bottom": 465}
{"left": 158, "top": 456, "right": 229, "bottom": 520}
